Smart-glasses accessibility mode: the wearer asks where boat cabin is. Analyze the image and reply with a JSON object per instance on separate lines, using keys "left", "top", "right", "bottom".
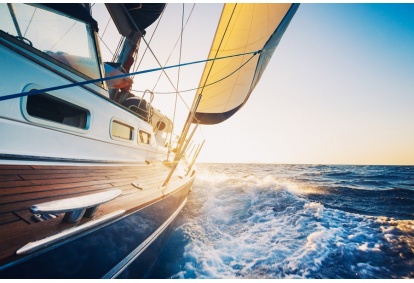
{"left": 0, "top": 3, "right": 172, "bottom": 153}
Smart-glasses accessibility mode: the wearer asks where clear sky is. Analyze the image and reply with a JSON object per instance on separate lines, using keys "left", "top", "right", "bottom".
{"left": 94, "top": 3, "right": 414, "bottom": 165}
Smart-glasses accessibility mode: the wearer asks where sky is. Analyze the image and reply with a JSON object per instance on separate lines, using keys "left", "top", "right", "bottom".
{"left": 93, "top": 3, "right": 414, "bottom": 165}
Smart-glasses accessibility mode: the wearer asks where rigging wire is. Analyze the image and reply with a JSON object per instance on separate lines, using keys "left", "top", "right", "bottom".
{"left": 123, "top": 6, "right": 193, "bottom": 113}
{"left": 176, "top": 3, "right": 185, "bottom": 91}
{"left": 129, "top": 51, "right": 257, "bottom": 95}
{"left": 130, "top": 6, "right": 166, "bottom": 80}
{"left": 23, "top": 8, "right": 36, "bottom": 37}
{"left": 92, "top": 3, "right": 195, "bottom": 115}
{"left": 101, "top": 18, "right": 111, "bottom": 39}
{"left": 168, "top": 3, "right": 187, "bottom": 157}
{"left": 92, "top": 5, "right": 114, "bottom": 57}
{"left": 0, "top": 50, "right": 261, "bottom": 102}
{"left": 149, "top": 4, "right": 195, "bottom": 92}
{"left": 97, "top": 33, "right": 115, "bottom": 57}
{"left": 49, "top": 21, "right": 77, "bottom": 50}
{"left": 112, "top": 37, "right": 125, "bottom": 63}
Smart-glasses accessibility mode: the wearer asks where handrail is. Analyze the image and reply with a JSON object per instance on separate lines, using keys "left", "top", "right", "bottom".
{"left": 138, "top": 89, "right": 154, "bottom": 122}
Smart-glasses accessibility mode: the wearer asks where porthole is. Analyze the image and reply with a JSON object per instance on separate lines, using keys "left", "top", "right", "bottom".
{"left": 111, "top": 120, "right": 134, "bottom": 140}
{"left": 138, "top": 130, "right": 151, "bottom": 145}
{"left": 26, "top": 93, "right": 88, "bottom": 129}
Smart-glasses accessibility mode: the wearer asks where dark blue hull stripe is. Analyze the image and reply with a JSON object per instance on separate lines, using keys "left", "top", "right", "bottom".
{"left": 105, "top": 198, "right": 187, "bottom": 278}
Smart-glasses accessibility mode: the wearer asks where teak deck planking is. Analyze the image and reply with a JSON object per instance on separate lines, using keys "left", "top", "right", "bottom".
{"left": 0, "top": 162, "right": 173, "bottom": 263}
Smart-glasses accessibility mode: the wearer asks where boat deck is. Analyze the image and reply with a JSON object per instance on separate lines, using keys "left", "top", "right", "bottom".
{"left": 0, "top": 161, "right": 180, "bottom": 264}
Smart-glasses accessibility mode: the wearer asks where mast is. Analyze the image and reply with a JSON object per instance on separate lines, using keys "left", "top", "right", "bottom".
{"left": 108, "top": 30, "right": 142, "bottom": 100}
{"left": 105, "top": 3, "right": 165, "bottom": 100}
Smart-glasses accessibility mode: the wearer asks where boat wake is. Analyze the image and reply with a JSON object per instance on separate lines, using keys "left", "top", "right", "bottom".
{"left": 149, "top": 164, "right": 414, "bottom": 279}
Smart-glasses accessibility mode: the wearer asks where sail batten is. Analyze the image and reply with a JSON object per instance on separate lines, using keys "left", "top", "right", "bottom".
{"left": 192, "top": 3, "right": 299, "bottom": 125}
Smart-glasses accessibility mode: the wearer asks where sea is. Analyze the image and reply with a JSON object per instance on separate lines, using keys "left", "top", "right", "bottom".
{"left": 148, "top": 163, "right": 414, "bottom": 279}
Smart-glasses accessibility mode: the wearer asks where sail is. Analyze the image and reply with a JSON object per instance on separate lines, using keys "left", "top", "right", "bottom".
{"left": 192, "top": 3, "right": 299, "bottom": 125}
{"left": 106, "top": 4, "right": 166, "bottom": 36}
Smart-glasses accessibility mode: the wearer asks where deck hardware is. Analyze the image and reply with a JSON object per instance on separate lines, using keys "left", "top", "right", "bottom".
{"left": 131, "top": 180, "right": 144, "bottom": 190}
{"left": 16, "top": 210, "right": 126, "bottom": 255}
{"left": 32, "top": 213, "right": 60, "bottom": 222}
{"left": 32, "top": 214, "right": 44, "bottom": 222}
{"left": 30, "top": 189, "right": 123, "bottom": 223}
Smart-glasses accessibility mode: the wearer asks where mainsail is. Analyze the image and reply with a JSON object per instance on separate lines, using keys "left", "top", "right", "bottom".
{"left": 192, "top": 3, "right": 299, "bottom": 125}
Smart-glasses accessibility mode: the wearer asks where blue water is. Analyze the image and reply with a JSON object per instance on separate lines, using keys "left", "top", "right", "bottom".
{"left": 148, "top": 164, "right": 414, "bottom": 279}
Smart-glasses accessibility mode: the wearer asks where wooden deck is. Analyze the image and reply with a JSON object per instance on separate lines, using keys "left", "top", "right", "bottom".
{"left": 0, "top": 161, "right": 179, "bottom": 264}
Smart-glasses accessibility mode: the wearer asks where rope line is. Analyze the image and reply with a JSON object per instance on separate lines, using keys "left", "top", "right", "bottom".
{"left": 130, "top": 51, "right": 258, "bottom": 95}
{"left": 0, "top": 50, "right": 261, "bottom": 102}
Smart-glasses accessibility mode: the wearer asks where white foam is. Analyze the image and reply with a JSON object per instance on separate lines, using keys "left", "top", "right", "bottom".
{"left": 174, "top": 164, "right": 411, "bottom": 278}
{"left": 358, "top": 242, "right": 381, "bottom": 252}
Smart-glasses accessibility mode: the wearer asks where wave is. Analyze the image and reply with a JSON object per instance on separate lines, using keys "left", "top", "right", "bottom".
{"left": 148, "top": 164, "right": 414, "bottom": 279}
{"left": 193, "top": 165, "right": 414, "bottom": 219}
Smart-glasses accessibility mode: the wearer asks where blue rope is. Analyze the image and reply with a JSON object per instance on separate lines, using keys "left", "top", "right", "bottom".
{"left": 133, "top": 51, "right": 258, "bottom": 95}
{"left": 0, "top": 49, "right": 262, "bottom": 102}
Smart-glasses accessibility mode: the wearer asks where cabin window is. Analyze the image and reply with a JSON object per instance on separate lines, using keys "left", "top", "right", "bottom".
{"left": 138, "top": 130, "right": 151, "bottom": 145}
{"left": 26, "top": 93, "right": 88, "bottom": 129}
{"left": 0, "top": 3, "right": 101, "bottom": 80}
{"left": 111, "top": 120, "right": 133, "bottom": 140}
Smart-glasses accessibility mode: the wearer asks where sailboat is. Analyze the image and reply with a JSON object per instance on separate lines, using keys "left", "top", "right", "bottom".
{"left": 0, "top": 3, "right": 299, "bottom": 278}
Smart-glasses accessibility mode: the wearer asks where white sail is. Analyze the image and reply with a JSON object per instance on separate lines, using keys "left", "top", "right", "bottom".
{"left": 192, "top": 3, "right": 299, "bottom": 125}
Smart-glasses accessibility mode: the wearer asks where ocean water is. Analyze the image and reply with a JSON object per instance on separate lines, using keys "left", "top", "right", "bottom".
{"left": 148, "top": 164, "right": 414, "bottom": 279}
